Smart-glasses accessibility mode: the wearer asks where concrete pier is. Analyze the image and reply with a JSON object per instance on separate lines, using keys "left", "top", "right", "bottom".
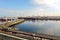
{"left": 0, "top": 19, "right": 24, "bottom": 29}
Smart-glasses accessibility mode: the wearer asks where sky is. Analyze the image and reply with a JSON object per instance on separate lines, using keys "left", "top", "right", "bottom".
{"left": 0, "top": 0, "right": 60, "bottom": 17}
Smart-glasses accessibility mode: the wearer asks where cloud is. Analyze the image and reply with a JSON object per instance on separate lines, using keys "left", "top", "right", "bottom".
{"left": 0, "top": 7, "right": 60, "bottom": 17}
{"left": 0, "top": 8, "right": 22, "bottom": 13}
{"left": 29, "top": 0, "right": 60, "bottom": 16}
{"left": 31, "top": 0, "right": 60, "bottom": 9}
{"left": 0, "top": 8, "right": 23, "bottom": 17}
{"left": 0, "top": 1, "right": 60, "bottom": 17}
{"left": 0, "top": 8, "right": 40, "bottom": 17}
{"left": 0, "top": 0, "right": 60, "bottom": 17}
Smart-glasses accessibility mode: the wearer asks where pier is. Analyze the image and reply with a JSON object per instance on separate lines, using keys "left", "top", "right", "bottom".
{"left": 0, "top": 19, "right": 60, "bottom": 40}
{"left": 0, "top": 19, "right": 24, "bottom": 29}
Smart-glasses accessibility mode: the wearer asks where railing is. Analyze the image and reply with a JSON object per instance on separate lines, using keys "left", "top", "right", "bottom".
{"left": 0, "top": 30, "right": 60, "bottom": 40}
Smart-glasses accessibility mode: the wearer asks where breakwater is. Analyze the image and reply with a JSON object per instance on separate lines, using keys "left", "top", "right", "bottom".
{"left": 0, "top": 19, "right": 24, "bottom": 29}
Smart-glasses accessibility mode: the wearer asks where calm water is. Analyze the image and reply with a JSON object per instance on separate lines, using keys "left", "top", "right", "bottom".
{"left": 15, "top": 20, "right": 60, "bottom": 36}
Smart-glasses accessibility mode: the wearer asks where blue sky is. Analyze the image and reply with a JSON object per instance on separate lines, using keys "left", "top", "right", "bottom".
{"left": 0, "top": 0, "right": 60, "bottom": 17}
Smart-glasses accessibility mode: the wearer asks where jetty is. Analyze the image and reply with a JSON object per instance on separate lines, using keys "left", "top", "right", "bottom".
{"left": 0, "top": 19, "right": 24, "bottom": 29}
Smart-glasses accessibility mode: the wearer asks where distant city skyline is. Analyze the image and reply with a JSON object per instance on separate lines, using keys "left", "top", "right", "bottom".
{"left": 0, "top": 0, "right": 60, "bottom": 17}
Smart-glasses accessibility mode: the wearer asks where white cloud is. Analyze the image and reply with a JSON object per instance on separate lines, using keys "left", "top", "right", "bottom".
{"left": 0, "top": 8, "right": 38, "bottom": 17}
{"left": 32, "top": 0, "right": 60, "bottom": 9}
{"left": 0, "top": 7, "right": 60, "bottom": 17}
{"left": 28, "top": 0, "right": 60, "bottom": 16}
{"left": 0, "top": 8, "right": 23, "bottom": 17}
{"left": 0, "top": 0, "right": 60, "bottom": 17}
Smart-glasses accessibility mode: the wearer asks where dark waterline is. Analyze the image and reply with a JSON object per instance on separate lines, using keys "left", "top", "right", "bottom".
{"left": 15, "top": 20, "right": 60, "bottom": 36}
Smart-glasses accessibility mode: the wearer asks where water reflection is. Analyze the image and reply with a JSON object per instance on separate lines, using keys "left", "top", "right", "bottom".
{"left": 15, "top": 20, "right": 60, "bottom": 36}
